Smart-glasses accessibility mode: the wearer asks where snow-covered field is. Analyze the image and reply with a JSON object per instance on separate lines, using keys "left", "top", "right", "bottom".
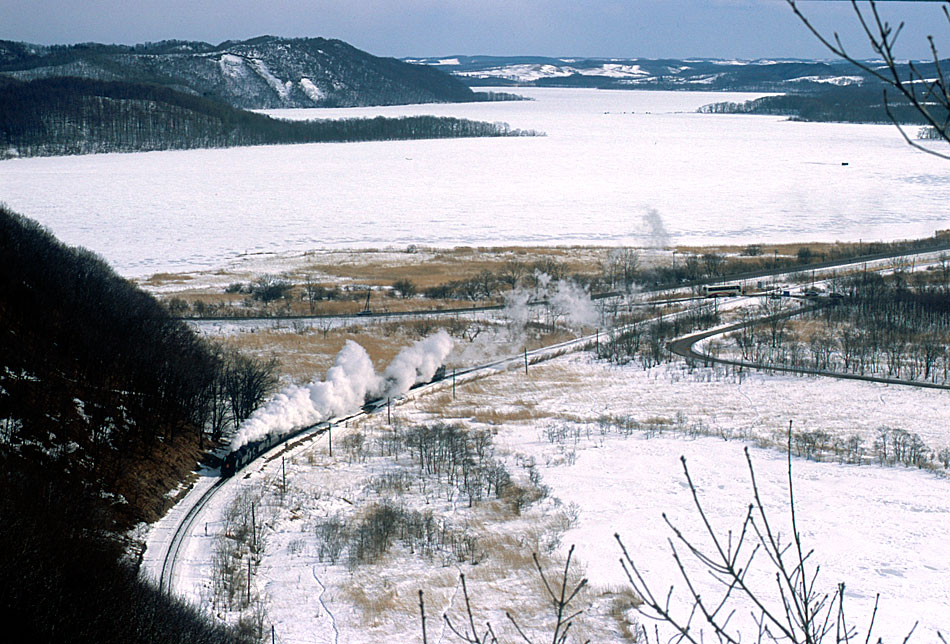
{"left": 147, "top": 353, "right": 950, "bottom": 643}
{"left": 2, "top": 88, "right": 947, "bottom": 278}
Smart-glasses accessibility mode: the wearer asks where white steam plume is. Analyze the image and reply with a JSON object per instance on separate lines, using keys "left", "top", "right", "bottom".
{"left": 642, "top": 207, "right": 670, "bottom": 249}
{"left": 230, "top": 340, "right": 378, "bottom": 451}
{"left": 503, "top": 286, "right": 532, "bottom": 330}
{"left": 374, "top": 330, "right": 454, "bottom": 400}
{"left": 230, "top": 332, "right": 453, "bottom": 452}
{"left": 549, "top": 279, "right": 598, "bottom": 328}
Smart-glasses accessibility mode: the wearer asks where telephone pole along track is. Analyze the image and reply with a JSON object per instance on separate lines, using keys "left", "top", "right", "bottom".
{"left": 155, "top": 304, "right": 699, "bottom": 596}
{"left": 158, "top": 243, "right": 950, "bottom": 596}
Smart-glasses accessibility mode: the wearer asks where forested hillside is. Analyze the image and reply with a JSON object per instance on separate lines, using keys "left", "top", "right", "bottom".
{"left": 0, "top": 36, "right": 477, "bottom": 108}
{"left": 698, "top": 83, "right": 949, "bottom": 126}
{"left": 0, "top": 206, "right": 272, "bottom": 640}
{"left": 0, "top": 77, "right": 530, "bottom": 158}
{"left": 0, "top": 205, "right": 279, "bottom": 527}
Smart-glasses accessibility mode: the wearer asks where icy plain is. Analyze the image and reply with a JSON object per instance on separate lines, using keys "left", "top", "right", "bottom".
{"left": 1, "top": 88, "right": 947, "bottom": 278}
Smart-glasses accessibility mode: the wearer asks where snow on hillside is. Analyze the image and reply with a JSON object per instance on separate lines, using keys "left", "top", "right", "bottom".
{"left": 789, "top": 75, "right": 864, "bottom": 85}
{"left": 454, "top": 63, "right": 651, "bottom": 82}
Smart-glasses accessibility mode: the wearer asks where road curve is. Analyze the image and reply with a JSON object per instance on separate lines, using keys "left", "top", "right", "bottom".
{"left": 668, "top": 303, "right": 950, "bottom": 391}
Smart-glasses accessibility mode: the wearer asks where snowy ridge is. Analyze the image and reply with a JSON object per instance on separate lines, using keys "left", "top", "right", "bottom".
{"left": 248, "top": 58, "right": 293, "bottom": 100}
{"left": 298, "top": 77, "right": 325, "bottom": 103}
{"left": 218, "top": 54, "right": 248, "bottom": 79}
{"left": 0, "top": 36, "right": 477, "bottom": 109}
{"left": 414, "top": 54, "right": 883, "bottom": 91}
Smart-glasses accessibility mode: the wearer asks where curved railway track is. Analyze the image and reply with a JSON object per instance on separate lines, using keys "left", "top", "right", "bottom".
{"left": 156, "top": 309, "right": 676, "bottom": 595}
{"left": 159, "top": 478, "right": 225, "bottom": 594}
{"left": 159, "top": 244, "right": 950, "bottom": 597}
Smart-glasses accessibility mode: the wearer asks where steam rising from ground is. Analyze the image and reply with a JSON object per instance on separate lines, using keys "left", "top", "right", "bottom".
{"left": 642, "top": 207, "right": 670, "bottom": 249}
{"left": 230, "top": 331, "right": 453, "bottom": 451}
{"left": 548, "top": 279, "right": 598, "bottom": 328}
{"left": 454, "top": 273, "right": 598, "bottom": 365}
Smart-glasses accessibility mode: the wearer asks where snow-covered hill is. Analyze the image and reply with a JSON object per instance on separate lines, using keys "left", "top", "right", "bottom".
{"left": 407, "top": 54, "right": 871, "bottom": 90}
{"left": 0, "top": 36, "right": 476, "bottom": 108}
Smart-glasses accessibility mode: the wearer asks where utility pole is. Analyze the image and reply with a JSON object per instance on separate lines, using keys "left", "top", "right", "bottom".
{"left": 281, "top": 456, "right": 286, "bottom": 495}
{"left": 452, "top": 369, "right": 456, "bottom": 399}
{"left": 524, "top": 347, "right": 528, "bottom": 375}
{"left": 387, "top": 397, "right": 391, "bottom": 424}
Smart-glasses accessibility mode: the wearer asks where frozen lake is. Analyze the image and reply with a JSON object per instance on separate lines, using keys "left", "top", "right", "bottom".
{"left": 1, "top": 87, "right": 947, "bottom": 277}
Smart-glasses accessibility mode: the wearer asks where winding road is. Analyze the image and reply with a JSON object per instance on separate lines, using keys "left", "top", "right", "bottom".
{"left": 667, "top": 299, "right": 950, "bottom": 391}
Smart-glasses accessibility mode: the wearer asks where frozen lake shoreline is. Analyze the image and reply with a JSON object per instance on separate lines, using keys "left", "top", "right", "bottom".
{"left": 1, "top": 87, "right": 946, "bottom": 278}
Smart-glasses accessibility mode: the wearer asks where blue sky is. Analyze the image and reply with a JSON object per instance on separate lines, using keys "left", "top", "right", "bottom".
{"left": 1, "top": 1, "right": 947, "bottom": 60}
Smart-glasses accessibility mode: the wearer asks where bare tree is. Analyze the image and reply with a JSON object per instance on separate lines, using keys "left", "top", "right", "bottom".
{"left": 602, "top": 248, "right": 641, "bottom": 291}
{"left": 393, "top": 278, "right": 418, "bottom": 299}
{"left": 614, "top": 431, "right": 931, "bottom": 644}
{"left": 428, "top": 547, "right": 590, "bottom": 644}
{"left": 303, "top": 274, "right": 321, "bottom": 313}
{"left": 786, "top": 0, "right": 950, "bottom": 158}
{"left": 223, "top": 350, "right": 279, "bottom": 424}
{"left": 499, "top": 260, "right": 529, "bottom": 289}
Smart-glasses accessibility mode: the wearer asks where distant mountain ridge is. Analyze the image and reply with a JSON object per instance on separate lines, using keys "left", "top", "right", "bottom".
{"left": 407, "top": 54, "right": 889, "bottom": 91}
{"left": 0, "top": 36, "right": 478, "bottom": 108}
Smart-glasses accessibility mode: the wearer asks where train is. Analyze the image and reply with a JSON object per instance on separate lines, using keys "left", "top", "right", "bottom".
{"left": 221, "top": 364, "right": 450, "bottom": 478}
{"left": 221, "top": 420, "right": 331, "bottom": 477}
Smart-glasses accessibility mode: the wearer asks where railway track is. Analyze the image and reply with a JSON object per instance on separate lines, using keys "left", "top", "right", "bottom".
{"left": 159, "top": 477, "right": 225, "bottom": 594}
{"left": 155, "top": 312, "right": 658, "bottom": 595}
{"left": 157, "top": 406, "right": 384, "bottom": 595}
{"left": 154, "top": 293, "right": 784, "bottom": 597}
{"left": 158, "top": 246, "right": 950, "bottom": 596}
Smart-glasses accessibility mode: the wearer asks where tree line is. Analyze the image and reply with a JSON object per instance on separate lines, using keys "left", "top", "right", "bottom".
{"left": 0, "top": 206, "right": 278, "bottom": 524}
{"left": 732, "top": 270, "right": 950, "bottom": 385}
{"left": 0, "top": 77, "right": 536, "bottom": 158}
{"left": 698, "top": 82, "right": 949, "bottom": 126}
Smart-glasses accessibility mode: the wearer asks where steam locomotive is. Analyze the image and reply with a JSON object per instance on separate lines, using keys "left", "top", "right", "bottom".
{"left": 221, "top": 365, "right": 449, "bottom": 478}
{"left": 221, "top": 421, "right": 330, "bottom": 477}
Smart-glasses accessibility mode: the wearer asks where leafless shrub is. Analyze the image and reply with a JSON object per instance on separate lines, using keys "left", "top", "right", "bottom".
{"left": 615, "top": 434, "right": 930, "bottom": 643}
{"left": 312, "top": 502, "right": 484, "bottom": 567}
{"left": 425, "top": 546, "right": 590, "bottom": 644}
{"left": 340, "top": 431, "right": 368, "bottom": 463}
